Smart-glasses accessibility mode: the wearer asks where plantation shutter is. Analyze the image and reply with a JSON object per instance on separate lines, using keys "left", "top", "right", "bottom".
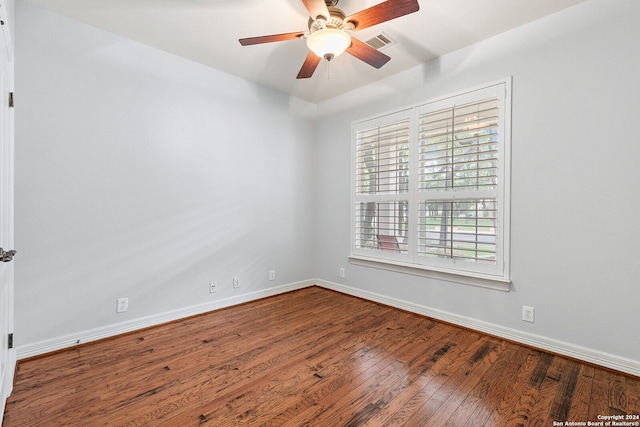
{"left": 418, "top": 98, "right": 499, "bottom": 193}
{"left": 416, "top": 97, "right": 500, "bottom": 266}
{"left": 356, "top": 119, "right": 410, "bottom": 196}
{"left": 351, "top": 81, "right": 510, "bottom": 283}
{"left": 354, "top": 115, "right": 410, "bottom": 255}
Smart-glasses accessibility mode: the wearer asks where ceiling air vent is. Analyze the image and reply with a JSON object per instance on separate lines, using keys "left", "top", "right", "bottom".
{"left": 364, "top": 32, "right": 396, "bottom": 50}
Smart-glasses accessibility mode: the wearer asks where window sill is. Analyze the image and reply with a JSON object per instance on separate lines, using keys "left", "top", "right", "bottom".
{"left": 348, "top": 255, "right": 511, "bottom": 292}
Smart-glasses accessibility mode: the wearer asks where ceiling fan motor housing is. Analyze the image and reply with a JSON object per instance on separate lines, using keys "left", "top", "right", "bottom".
{"left": 308, "top": 6, "right": 348, "bottom": 32}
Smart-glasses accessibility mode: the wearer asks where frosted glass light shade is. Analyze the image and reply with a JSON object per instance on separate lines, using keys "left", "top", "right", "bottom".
{"left": 306, "top": 28, "right": 351, "bottom": 60}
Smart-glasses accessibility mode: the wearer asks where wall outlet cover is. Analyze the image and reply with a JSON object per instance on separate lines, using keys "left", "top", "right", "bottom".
{"left": 117, "top": 297, "right": 129, "bottom": 313}
{"left": 522, "top": 305, "right": 534, "bottom": 323}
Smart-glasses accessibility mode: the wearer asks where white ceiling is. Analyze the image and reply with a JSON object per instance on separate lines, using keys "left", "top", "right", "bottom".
{"left": 22, "top": 0, "right": 586, "bottom": 103}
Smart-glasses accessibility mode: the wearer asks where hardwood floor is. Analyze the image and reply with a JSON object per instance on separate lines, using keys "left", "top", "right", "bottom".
{"left": 4, "top": 286, "right": 639, "bottom": 426}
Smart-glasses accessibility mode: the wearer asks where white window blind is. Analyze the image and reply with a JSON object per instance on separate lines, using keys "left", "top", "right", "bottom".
{"left": 356, "top": 120, "right": 410, "bottom": 195}
{"left": 354, "top": 114, "right": 410, "bottom": 256}
{"left": 418, "top": 99, "right": 499, "bottom": 192}
{"left": 417, "top": 199, "right": 497, "bottom": 264}
{"left": 355, "top": 201, "right": 408, "bottom": 253}
{"left": 417, "top": 97, "right": 500, "bottom": 268}
{"left": 351, "top": 81, "right": 511, "bottom": 283}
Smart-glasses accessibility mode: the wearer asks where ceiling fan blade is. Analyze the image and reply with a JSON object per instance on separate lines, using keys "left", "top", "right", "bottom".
{"left": 297, "top": 51, "right": 322, "bottom": 79}
{"left": 346, "top": 0, "right": 419, "bottom": 31}
{"left": 301, "top": 0, "right": 330, "bottom": 20}
{"left": 239, "top": 32, "right": 305, "bottom": 46}
{"left": 346, "top": 37, "right": 391, "bottom": 69}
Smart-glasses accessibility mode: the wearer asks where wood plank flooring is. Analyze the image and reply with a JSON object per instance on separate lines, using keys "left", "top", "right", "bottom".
{"left": 4, "top": 286, "right": 639, "bottom": 426}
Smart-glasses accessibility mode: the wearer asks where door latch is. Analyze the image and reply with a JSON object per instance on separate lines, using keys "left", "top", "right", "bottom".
{"left": 0, "top": 247, "right": 16, "bottom": 263}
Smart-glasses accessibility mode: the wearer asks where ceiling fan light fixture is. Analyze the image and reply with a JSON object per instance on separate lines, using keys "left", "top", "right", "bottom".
{"left": 306, "top": 28, "right": 351, "bottom": 61}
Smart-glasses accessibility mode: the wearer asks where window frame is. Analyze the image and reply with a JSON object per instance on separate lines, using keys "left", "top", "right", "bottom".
{"left": 350, "top": 79, "right": 512, "bottom": 291}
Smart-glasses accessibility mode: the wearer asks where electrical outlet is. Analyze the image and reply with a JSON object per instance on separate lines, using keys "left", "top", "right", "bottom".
{"left": 117, "top": 297, "right": 129, "bottom": 313}
{"left": 233, "top": 277, "right": 240, "bottom": 289}
{"left": 339, "top": 268, "right": 345, "bottom": 278}
{"left": 522, "top": 305, "right": 534, "bottom": 323}
{"left": 269, "top": 270, "right": 276, "bottom": 281}
{"left": 209, "top": 282, "right": 217, "bottom": 293}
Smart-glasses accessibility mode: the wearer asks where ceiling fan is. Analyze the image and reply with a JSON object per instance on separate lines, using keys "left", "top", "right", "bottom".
{"left": 239, "top": 0, "right": 420, "bottom": 79}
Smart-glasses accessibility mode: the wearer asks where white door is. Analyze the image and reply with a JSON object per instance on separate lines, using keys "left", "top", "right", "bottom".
{"left": 0, "top": 0, "right": 15, "bottom": 418}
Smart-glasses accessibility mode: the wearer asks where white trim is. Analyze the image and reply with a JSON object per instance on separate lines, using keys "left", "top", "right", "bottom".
{"left": 314, "top": 279, "right": 640, "bottom": 377}
{"left": 16, "top": 280, "right": 313, "bottom": 360}
{"left": 17, "top": 278, "right": 640, "bottom": 377}
{"left": 500, "top": 77, "right": 513, "bottom": 281}
{"left": 351, "top": 78, "right": 513, "bottom": 127}
{"left": 349, "top": 255, "right": 511, "bottom": 292}
{"left": 0, "top": 0, "right": 13, "bottom": 61}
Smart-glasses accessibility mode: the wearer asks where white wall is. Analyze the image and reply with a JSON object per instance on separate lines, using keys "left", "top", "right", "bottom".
{"left": 313, "top": 0, "right": 640, "bottom": 372}
{"left": 14, "top": 0, "right": 640, "bottom": 375}
{"left": 15, "top": 1, "right": 315, "bottom": 351}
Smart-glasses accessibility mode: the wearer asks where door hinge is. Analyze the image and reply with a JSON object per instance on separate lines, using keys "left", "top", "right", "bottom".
{"left": 9, "top": 92, "right": 14, "bottom": 108}
{"left": 8, "top": 333, "right": 13, "bottom": 349}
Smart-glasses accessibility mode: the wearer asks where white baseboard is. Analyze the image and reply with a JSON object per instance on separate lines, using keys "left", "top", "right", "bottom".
{"left": 314, "top": 279, "right": 640, "bottom": 377}
{"left": 17, "top": 278, "right": 640, "bottom": 378}
{"left": 16, "top": 280, "right": 313, "bottom": 360}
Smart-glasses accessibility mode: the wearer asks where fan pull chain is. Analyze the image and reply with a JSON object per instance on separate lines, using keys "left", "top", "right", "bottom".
{"left": 325, "top": 59, "right": 331, "bottom": 80}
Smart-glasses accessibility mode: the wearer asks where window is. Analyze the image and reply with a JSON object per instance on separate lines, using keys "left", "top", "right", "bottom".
{"left": 351, "top": 81, "right": 511, "bottom": 287}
